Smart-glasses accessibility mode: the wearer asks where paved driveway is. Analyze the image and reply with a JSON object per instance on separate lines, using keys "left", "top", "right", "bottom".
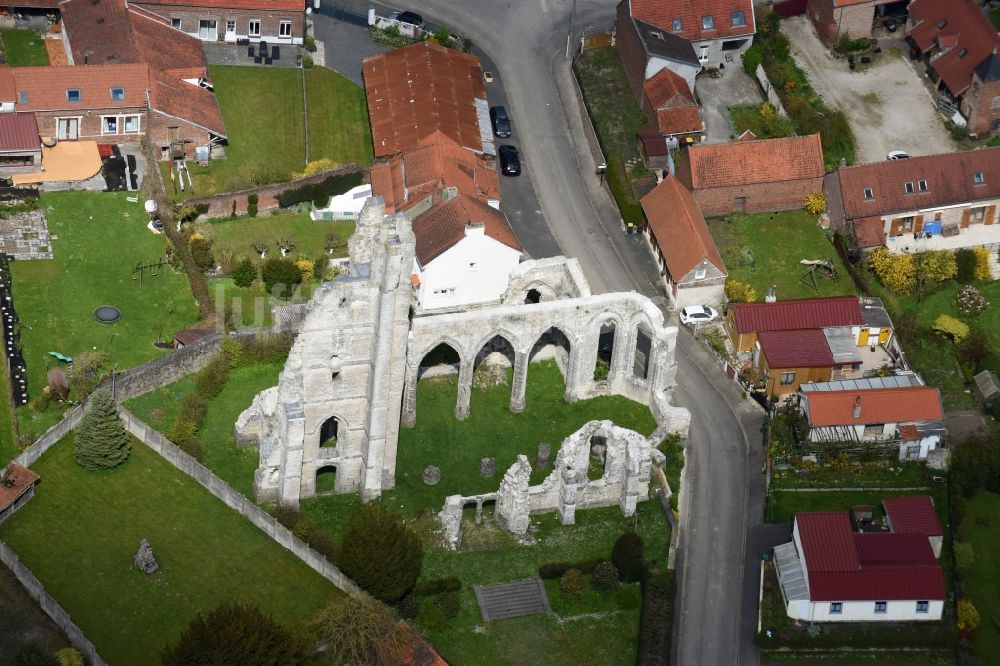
{"left": 782, "top": 16, "right": 956, "bottom": 164}
{"left": 695, "top": 67, "right": 764, "bottom": 144}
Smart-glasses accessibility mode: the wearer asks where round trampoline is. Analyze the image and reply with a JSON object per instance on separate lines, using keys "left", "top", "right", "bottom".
{"left": 94, "top": 306, "right": 122, "bottom": 323}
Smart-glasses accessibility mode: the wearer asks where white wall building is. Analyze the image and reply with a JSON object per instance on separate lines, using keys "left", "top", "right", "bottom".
{"left": 311, "top": 184, "right": 373, "bottom": 221}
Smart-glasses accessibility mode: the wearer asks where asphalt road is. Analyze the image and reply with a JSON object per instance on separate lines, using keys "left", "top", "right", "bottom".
{"left": 318, "top": 1, "right": 767, "bottom": 662}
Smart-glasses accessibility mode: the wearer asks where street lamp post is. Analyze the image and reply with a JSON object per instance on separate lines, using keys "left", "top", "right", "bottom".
{"left": 565, "top": 0, "right": 577, "bottom": 59}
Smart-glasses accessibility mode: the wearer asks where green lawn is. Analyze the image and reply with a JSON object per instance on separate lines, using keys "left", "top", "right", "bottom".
{"left": 958, "top": 491, "right": 1000, "bottom": 661}
{"left": 765, "top": 487, "right": 942, "bottom": 523}
{"left": 708, "top": 210, "right": 859, "bottom": 300}
{"left": 11, "top": 192, "right": 199, "bottom": 440}
{"left": 195, "top": 211, "right": 353, "bottom": 263}
{"left": 381, "top": 361, "right": 658, "bottom": 514}
{"left": 991, "top": 7, "right": 1000, "bottom": 31}
{"left": 905, "top": 281, "right": 1000, "bottom": 369}
{"left": 126, "top": 361, "right": 282, "bottom": 497}
{"left": 769, "top": 460, "right": 930, "bottom": 490}
{"left": 0, "top": 434, "right": 341, "bottom": 664}
{"left": 168, "top": 66, "right": 373, "bottom": 199}
{"left": 0, "top": 29, "right": 49, "bottom": 66}
{"left": 0, "top": 565, "right": 68, "bottom": 656}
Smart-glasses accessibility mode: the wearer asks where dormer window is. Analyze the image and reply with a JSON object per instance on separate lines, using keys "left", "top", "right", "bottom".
{"left": 958, "top": 48, "right": 968, "bottom": 59}
{"left": 918, "top": 179, "right": 928, "bottom": 192}
{"left": 702, "top": 15, "right": 714, "bottom": 30}
{"left": 111, "top": 87, "right": 125, "bottom": 101}
{"left": 731, "top": 11, "right": 745, "bottom": 27}
{"left": 650, "top": 30, "right": 664, "bottom": 40}
{"left": 863, "top": 188, "right": 874, "bottom": 200}
{"left": 974, "top": 170, "right": 985, "bottom": 185}
{"left": 672, "top": 18, "right": 682, "bottom": 32}
{"left": 937, "top": 19, "right": 947, "bottom": 29}
{"left": 17, "top": 91, "right": 27, "bottom": 104}
{"left": 67, "top": 89, "right": 81, "bottom": 103}
{"left": 905, "top": 181, "right": 914, "bottom": 194}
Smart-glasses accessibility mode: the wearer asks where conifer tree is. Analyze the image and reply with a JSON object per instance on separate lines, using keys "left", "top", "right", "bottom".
{"left": 74, "top": 389, "right": 130, "bottom": 470}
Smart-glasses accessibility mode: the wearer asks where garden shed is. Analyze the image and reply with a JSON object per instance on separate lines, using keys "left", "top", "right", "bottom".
{"left": 974, "top": 370, "right": 999, "bottom": 401}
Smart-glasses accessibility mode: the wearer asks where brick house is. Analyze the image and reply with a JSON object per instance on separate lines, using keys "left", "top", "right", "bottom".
{"left": 807, "top": 0, "right": 905, "bottom": 45}
{"left": 615, "top": 1, "right": 701, "bottom": 101}
{"left": 827, "top": 148, "right": 1000, "bottom": 257}
{"left": 906, "top": 0, "right": 1000, "bottom": 136}
{"left": 640, "top": 68, "right": 704, "bottom": 145}
{"left": 131, "top": 0, "right": 306, "bottom": 44}
{"left": 639, "top": 175, "right": 726, "bottom": 307}
{"left": 676, "top": 133, "right": 825, "bottom": 216}
{"left": 57, "top": 0, "right": 227, "bottom": 158}
{"left": 618, "top": 0, "right": 755, "bottom": 75}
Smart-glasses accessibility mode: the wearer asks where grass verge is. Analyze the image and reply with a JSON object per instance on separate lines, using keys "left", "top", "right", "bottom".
{"left": 957, "top": 490, "right": 1000, "bottom": 661}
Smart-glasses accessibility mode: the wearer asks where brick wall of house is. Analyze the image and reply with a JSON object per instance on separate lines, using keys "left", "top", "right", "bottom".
{"left": 691, "top": 177, "right": 823, "bottom": 216}
{"left": 807, "top": 0, "right": 839, "bottom": 45}
{"left": 132, "top": 3, "right": 306, "bottom": 42}
{"left": 614, "top": 1, "right": 649, "bottom": 103}
{"left": 32, "top": 107, "right": 147, "bottom": 143}
{"left": 962, "top": 75, "right": 1000, "bottom": 137}
{"left": 874, "top": 197, "right": 999, "bottom": 251}
{"left": 147, "top": 110, "right": 213, "bottom": 159}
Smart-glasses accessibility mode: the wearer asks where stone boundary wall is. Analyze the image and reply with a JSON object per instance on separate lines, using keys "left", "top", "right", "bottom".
{"left": 181, "top": 164, "right": 364, "bottom": 219}
{"left": 755, "top": 64, "right": 789, "bottom": 118}
{"left": 14, "top": 404, "right": 85, "bottom": 468}
{"left": 0, "top": 540, "right": 107, "bottom": 666}
{"left": 119, "top": 407, "right": 368, "bottom": 599}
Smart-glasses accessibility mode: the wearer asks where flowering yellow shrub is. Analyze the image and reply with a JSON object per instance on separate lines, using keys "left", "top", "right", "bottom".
{"left": 805, "top": 192, "right": 826, "bottom": 215}
{"left": 868, "top": 248, "right": 915, "bottom": 294}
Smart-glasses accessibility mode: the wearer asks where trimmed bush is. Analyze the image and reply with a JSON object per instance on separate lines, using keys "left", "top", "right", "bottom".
{"left": 276, "top": 172, "right": 365, "bottom": 208}
{"left": 932, "top": 314, "right": 969, "bottom": 344}
{"left": 195, "top": 353, "right": 231, "bottom": 399}
{"left": 413, "top": 577, "right": 462, "bottom": 596}
{"left": 337, "top": 503, "right": 423, "bottom": 602}
{"left": 725, "top": 280, "right": 757, "bottom": 304}
{"left": 956, "top": 248, "right": 978, "bottom": 284}
{"left": 435, "top": 591, "right": 461, "bottom": 618}
{"left": 232, "top": 257, "right": 257, "bottom": 287}
{"left": 612, "top": 531, "right": 646, "bottom": 583}
{"left": 247, "top": 193, "right": 259, "bottom": 218}
{"left": 261, "top": 257, "right": 302, "bottom": 300}
{"left": 559, "top": 568, "right": 586, "bottom": 597}
{"left": 162, "top": 601, "right": 304, "bottom": 665}
{"left": 591, "top": 560, "right": 620, "bottom": 593}
{"left": 188, "top": 236, "right": 215, "bottom": 272}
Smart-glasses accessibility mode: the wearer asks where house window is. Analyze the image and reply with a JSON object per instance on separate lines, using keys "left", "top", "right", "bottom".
{"left": 917, "top": 601, "right": 929, "bottom": 613}
{"left": 226, "top": 20, "right": 236, "bottom": 34}
{"left": 875, "top": 601, "right": 887, "bottom": 614}
{"left": 17, "top": 91, "right": 27, "bottom": 104}
{"left": 904, "top": 181, "right": 914, "bottom": 194}
{"left": 279, "top": 20, "right": 292, "bottom": 38}
{"left": 672, "top": 18, "right": 682, "bottom": 32}
{"left": 699, "top": 44, "right": 710, "bottom": 61}
{"left": 102, "top": 116, "right": 118, "bottom": 134}
{"left": 249, "top": 20, "right": 261, "bottom": 37}
{"left": 863, "top": 188, "right": 874, "bottom": 200}
{"left": 830, "top": 602, "right": 843, "bottom": 615}
{"left": 958, "top": 48, "right": 968, "bottom": 59}
{"left": 110, "top": 87, "right": 125, "bottom": 101}
{"left": 123, "top": 115, "right": 140, "bottom": 134}
{"left": 863, "top": 424, "right": 884, "bottom": 436}
{"left": 701, "top": 15, "right": 714, "bottom": 30}
{"left": 66, "top": 89, "right": 81, "bottom": 103}
{"left": 969, "top": 207, "right": 986, "bottom": 223}
{"left": 731, "top": 11, "right": 745, "bottom": 27}
{"left": 898, "top": 216, "right": 915, "bottom": 233}
{"left": 171, "top": 18, "right": 182, "bottom": 29}
{"left": 780, "top": 372, "right": 796, "bottom": 386}
{"left": 694, "top": 267, "right": 707, "bottom": 280}
{"left": 918, "top": 179, "right": 928, "bottom": 192}
{"left": 974, "top": 170, "right": 985, "bottom": 185}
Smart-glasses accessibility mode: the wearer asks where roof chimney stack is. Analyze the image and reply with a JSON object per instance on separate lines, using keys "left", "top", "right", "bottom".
{"left": 765, "top": 285, "right": 777, "bottom": 303}
{"left": 852, "top": 395, "right": 862, "bottom": 419}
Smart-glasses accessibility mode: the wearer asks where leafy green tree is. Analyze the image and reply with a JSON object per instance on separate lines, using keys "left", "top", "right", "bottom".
{"left": 337, "top": 503, "right": 423, "bottom": 602}
{"left": 261, "top": 257, "right": 302, "bottom": 300}
{"left": 162, "top": 602, "right": 305, "bottom": 665}
{"left": 74, "top": 389, "right": 130, "bottom": 470}
{"left": 309, "top": 597, "right": 412, "bottom": 666}
{"left": 232, "top": 258, "right": 257, "bottom": 288}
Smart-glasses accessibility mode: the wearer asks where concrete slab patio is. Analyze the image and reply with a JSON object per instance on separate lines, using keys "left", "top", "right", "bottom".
{"left": 781, "top": 16, "right": 955, "bottom": 164}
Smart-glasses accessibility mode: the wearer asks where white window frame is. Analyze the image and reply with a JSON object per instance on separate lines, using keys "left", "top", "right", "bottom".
{"left": 226, "top": 20, "right": 236, "bottom": 34}
{"left": 780, "top": 372, "right": 796, "bottom": 386}
{"left": 101, "top": 116, "right": 119, "bottom": 135}
{"left": 198, "top": 19, "right": 218, "bottom": 40}
{"left": 916, "top": 601, "right": 929, "bottom": 613}
{"left": 110, "top": 87, "right": 125, "bottom": 102}
{"left": 249, "top": 19, "right": 261, "bottom": 38}
{"left": 701, "top": 15, "right": 714, "bottom": 30}
{"left": 693, "top": 267, "right": 707, "bottom": 280}
{"left": 671, "top": 18, "right": 682, "bottom": 32}
{"left": 731, "top": 11, "right": 745, "bottom": 27}
{"left": 123, "top": 115, "right": 141, "bottom": 134}
{"left": 699, "top": 44, "right": 710, "bottom": 61}
{"left": 279, "top": 20, "right": 292, "bottom": 38}
{"left": 171, "top": 18, "right": 182, "bottom": 30}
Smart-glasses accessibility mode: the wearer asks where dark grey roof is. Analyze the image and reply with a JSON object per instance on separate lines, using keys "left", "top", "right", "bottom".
{"left": 859, "top": 296, "right": 893, "bottom": 328}
{"left": 974, "top": 53, "right": 1000, "bottom": 83}
{"left": 633, "top": 18, "right": 700, "bottom": 67}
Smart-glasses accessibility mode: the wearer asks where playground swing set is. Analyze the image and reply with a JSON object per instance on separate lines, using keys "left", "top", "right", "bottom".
{"left": 132, "top": 257, "right": 168, "bottom": 285}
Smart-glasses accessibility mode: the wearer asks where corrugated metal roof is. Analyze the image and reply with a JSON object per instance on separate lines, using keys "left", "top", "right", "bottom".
{"left": 731, "top": 296, "right": 862, "bottom": 333}
{"left": 797, "top": 512, "right": 859, "bottom": 572}
{"left": 823, "top": 327, "right": 862, "bottom": 365}
{"left": 883, "top": 496, "right": 944, "bottom": 537}
{"left": 0, "top": 113, "right": 39, "bottom": 153}
{"left": 758, "top": 329, "right": 834, "bottom": 368}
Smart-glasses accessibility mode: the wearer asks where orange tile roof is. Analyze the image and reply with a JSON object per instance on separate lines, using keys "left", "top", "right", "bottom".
{"left": 0, "top": 463, "right": 39, "bottom": 513}
{"left": 685, "top": 134, "right": 825, "bottom": 189}
{"left": 642, "top": 68, "right": 702, "bottom": 135}
{"left": 852, "top": 215, "right": 886, "bottom": 248}
{"left": 149, "top": 74, "right": 227, "bottom": 137}
{"left": 630, "top": 0, "right": 755, "bottom": 41}
{"left": 641, "top": 175, "right": 726, "bottom": 279}
{"left": 906, "top": 0, "right": 1000, "bottom": 97}
{"left": 135, "top": 0, "right": 304, "bottom": 10}
{"left": 0, "top": 66, "right": 15, "bottom": 101}
{"left": 12, "top": 64, "right": 150, "bottom": 111}
{"left": 802, "top": 386, "right": 944, "bottom": 427}
{"left": 412, "top": 194, "right": 520, "bottom": 265}
{"left": 363, "top": 42, "right": 487, "bottom": 157}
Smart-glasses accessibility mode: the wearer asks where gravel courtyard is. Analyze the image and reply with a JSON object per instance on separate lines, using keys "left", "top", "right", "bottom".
{"left": 781, "top": 16, "right": 956, "bottom": 164}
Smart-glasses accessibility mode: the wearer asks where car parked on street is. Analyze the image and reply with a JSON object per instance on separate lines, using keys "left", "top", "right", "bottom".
{"left": 498, "top": 145, "right": 520, "bottom": 176}
{"left": 887, "top": 150, "right": 910, "bottom": 160}
{"left": 679, "top": 305, "right": 719, "bottom": 326}
{"left": 490, "top": 106, "right": 511, "bottom": 138}
{"left": 389, "top": 10, "right": 424, "bottom": 28}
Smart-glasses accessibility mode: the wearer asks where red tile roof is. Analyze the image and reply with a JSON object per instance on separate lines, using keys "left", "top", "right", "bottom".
{"left": 0, "top": 67, "right": 15, "bottom": 101}
{"left": 883, "top": 496, "right": 944, "bottom": 538}
{"left": 642, "top": 68, "right": 702, "bottom": 135}
{"left": 730, "top": 296, "right": 862, "bottom": 333}
{"left": 640, "top": 176, "right": 726, "bottom": 279}
{"left": 758, "top": 329, "right": 834, "bottom": 368}
{"left": 134, "top": 0, "right": 304, "bottom": 10}
{"left": 684, "top": 134, "right": 824, "bottom": 189}
{"left": 836, "top": 147, "right": 1000, "bottom": 220}
{"left": 796, "top": 512, "right": 945, "bottom": 602}
{"left": 906, "top": 0, "right": 1000, "bottom": 97}
{"left": 629, "top": 0, "right": 755, "bottom": 41}
{"left": 149, "top": 74, "right": 227, "bottom": 137}
{"left": 0, "top": 113, "right": 40, "bottom": 153}
{"left": 0, "top": 463, "right": 39, "bottom": 513}
{"left": 12, "top": 64, "right": 150, "bottom": 112}
{"left": 363, "top": 42, "right": 487, "bottom": 157}
{"left": 852, "top": 215, "right": 886, "bottom": 249}
{"left": 411, "top": 194, "right": 521, "bottom": 265}
{"left": 801, "top": 386, "right": 944, "bottom": 427}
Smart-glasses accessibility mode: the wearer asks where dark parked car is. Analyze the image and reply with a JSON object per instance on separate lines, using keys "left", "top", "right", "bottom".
{"left": 498, "top": 145, "right": 520, "bottom": 176}
{"left": 389, "top": 10, "right": 424, "bottom": 28}
{"left": 490, "top": 106, "right": 511, "bottom": 138}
